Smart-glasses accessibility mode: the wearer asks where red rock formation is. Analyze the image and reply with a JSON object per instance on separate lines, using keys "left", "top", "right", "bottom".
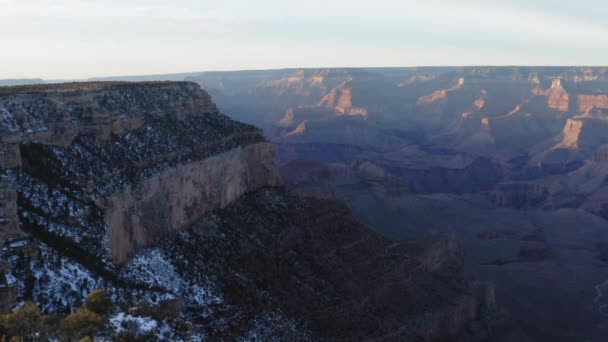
{"left": 546, "top": 79, "right": 570, "bottom": 112}
{"left": 399, "top": 74, "right": 438, "bottom": 87}
{"left": 554, "top": 118, "right": 584, "bottom": 149}
{"left": 284, "top": 120, "right": 307, "bottom": 137}
{"left": 278, "top": 108, "right": 295, "bottom": 127}
{"left": 319, "top": 83, "right": 368, "bottom": 116}
{"left": 577, "top": 95, "right": 608, "bottom": 113}
{"left": 319, "top": 82, "right": 353, "bottom": 111}
{"left": 417, "top": 90, "right": 448, "bottom": 105}
{"left": 474, "top": 98, "right": 486, "bottom": 110}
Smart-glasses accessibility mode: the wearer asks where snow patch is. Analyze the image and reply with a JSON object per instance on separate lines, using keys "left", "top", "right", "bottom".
{"left": 120, "top": 248, "right": 221, "bottom": 307}
{"left": 110, "top": 312, "right": 157, "bottom": 335}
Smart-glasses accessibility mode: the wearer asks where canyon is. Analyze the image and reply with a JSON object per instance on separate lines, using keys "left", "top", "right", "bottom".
{"left": 4, "top": 66, "right": 608, "bottom": 340}
{"left": 0, "top": 81, "right": 510, "bottom": 340}
{"left": 181, "top": 67, "right": 608, "bottom": 341}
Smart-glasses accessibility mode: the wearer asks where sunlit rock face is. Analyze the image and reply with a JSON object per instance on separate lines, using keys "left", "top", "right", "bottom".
{"left": 319, "top": 82, "right": 369, "bottom": 117}
{"left": 545, "top": 78, "right": 570, "bottom": 112}
{"left": 577, "top": 94, "right": 608, "bottom": 112}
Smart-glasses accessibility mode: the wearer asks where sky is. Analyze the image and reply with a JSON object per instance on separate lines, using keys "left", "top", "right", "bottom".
{"left": 2, "top": 0, "right": 608, "bottom": 79}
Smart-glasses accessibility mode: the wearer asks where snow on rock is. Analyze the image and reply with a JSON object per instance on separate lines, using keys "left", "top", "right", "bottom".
{"left": 119, "top": 248, "right": 221, "bottom": 307}
{"left": 29, "top": 243, "right": 105, "bottom": 312}
{"left": 109, "top": 312, "right": 158, "bottom": 336}
{"left": 0, "top": 107, "right": 18, "bottom": 132}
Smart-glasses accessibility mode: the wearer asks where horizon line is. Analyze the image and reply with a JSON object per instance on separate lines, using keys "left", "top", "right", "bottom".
{"left": 4, "top": 64, "right": 608, "bottom": 82}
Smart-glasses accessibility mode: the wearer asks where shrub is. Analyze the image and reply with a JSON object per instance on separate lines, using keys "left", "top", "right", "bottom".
{"left": 3, "top": 301, "right": 41, "bottom": 340}
{"left": 59, "top": 307, "right": 104, "bottom": 341}
{"left": 84, "top": 289, "right": 112, "bottom": 316}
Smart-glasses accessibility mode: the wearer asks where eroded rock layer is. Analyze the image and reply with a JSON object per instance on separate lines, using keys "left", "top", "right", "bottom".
{"left": 0, "top": 82, "right": 279, "bottom": 268}
{"left": 0, "top": 81, "right": 511, "bottom": 340}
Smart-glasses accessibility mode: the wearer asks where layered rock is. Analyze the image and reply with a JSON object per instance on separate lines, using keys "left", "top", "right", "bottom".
{"left": 319, "top": 82, "right": 368, "bottom": 116}
{"left": 0, "top": 82, "right": 218, "bottom": 169}
{"left": 545, "top": 78, "right": 570, "bottom": 112}
{"left": 105, "top": 143, "right": 280, "bottom": 264}
{"left": 0, "top": 80, "right": 514, "bottom": 340}
{"left": 417, "top": 89, "right": 448, "bottom": 105}
{"left": 554, "top": 118, "right": 584, "bottom": 149}
{"left": 0, "top": 82, "right": 280, "bottom": 268}
{"left": 552, "top": 118, "right": 608, "bottom": 154}
{"left": 577, "top": 94, "right": 608, "bottom": 113}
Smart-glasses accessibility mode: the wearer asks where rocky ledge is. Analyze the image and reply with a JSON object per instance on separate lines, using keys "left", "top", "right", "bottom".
{"left": 0, "top": 81, "right": 279, "bottom": 283}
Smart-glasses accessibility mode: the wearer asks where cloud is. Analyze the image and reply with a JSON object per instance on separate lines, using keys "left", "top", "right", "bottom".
{"left": 1, "top": 0, "right": 607, "bottom": 78}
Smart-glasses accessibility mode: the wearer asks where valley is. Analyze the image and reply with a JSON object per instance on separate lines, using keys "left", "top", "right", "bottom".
{"left": 3, "top": 67, "right": 608, "bottom": 340}
{"left": 184, "top": 67, "right": 608, "bottom": 341}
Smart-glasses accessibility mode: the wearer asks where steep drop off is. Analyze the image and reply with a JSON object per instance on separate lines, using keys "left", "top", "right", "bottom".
{"left": 0, "top": 82, "right": 506, "bottom": 340}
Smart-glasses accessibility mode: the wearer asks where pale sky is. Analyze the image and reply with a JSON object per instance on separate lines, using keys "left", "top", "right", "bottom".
{"left": 2, "top": 0, "right": 608, "bottom": 79}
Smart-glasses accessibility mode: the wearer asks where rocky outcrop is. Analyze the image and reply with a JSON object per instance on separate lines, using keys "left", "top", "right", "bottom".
{"left": 105, "top": 143, "right": 280, "bottom": 264}
{"left": 415, "top": 77, "right": 465, "bottom": 114}
{"left": 552, "top": 118, "right": 608, "bottom": 155}
{"left": 0, "top": 80, "right": 514, "bottom": 340}
{"left": 278, "top": 108, "right": 296, "bottom": 127}
{"left": 554, "top": 118, "right": 584, "bottom": 149}
{"left": 0, "top": 82, "right": 218, "bottom": 169}
{"left": 577, "top": 94, "right": 608, "bottom": 113}
{"left": 417, "top": 89, "right": 448, "bottom": 105}
{"left": 319, "top": 82, "right": 368, "bottom": 117}
{"left": 545, "top": 78, "right": 570, "bottom": 112}
{"left": 0, "top": 81, "right": 280, "bottom": 267}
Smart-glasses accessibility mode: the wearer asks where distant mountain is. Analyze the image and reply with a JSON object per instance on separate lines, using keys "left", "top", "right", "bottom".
{"left": 0, "top": 78, "right": 45, "bottom": 86}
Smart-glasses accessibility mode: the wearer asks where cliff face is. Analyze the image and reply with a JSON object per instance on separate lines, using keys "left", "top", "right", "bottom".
{"left": 0, "top": 82, "right": 218, "bottom": 169}
{"left": 104, "top": 143, "right": 279, "bottom": 264}
{"left": 319, "top": 82, "right": 368, "bottom": 116}
{"left": 555, "top": 118, "right": 584, "bottom": 149}
{"left": 0, "top": 82, "right": 280, "bottom": 268}
{"left": 0, "top": 81, "right": 511, "bottom": 340}
{"left": 545, "top": 78, "right": 570, "bottom": 112}
{"left": 577, "top": 94, "right": 608, "bottom": 112}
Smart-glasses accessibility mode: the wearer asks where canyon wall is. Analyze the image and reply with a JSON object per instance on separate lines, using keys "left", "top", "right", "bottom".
{"left": 577, "top": 94, "right": 608, "bottom": 112}
{"left": 0, "top": 82, "right": 217, "bottom": 169}
{"left": 546, "top": 78, "right": 570, "bottom": 112}
{"left": 0, "top": 82, "right": 280, "bottom": 266}
{"left": 104, "top": 142, "right": 280, "bottom": 264}
{"left": 0, "top": 79, "right": 506, "bottom": 340}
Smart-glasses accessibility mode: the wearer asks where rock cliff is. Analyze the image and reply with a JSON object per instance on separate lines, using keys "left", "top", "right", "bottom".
{"left": 0, "top": 81, "right": 508, "bottom": 340}
{"left": 577, "top": 94, "right": 608, "bottom": 113}
{"left": 0, "top": 81, "right": 280, "bottom": 269}
{"left": 545, "top": 78, "right": 570, "bottom": 112}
